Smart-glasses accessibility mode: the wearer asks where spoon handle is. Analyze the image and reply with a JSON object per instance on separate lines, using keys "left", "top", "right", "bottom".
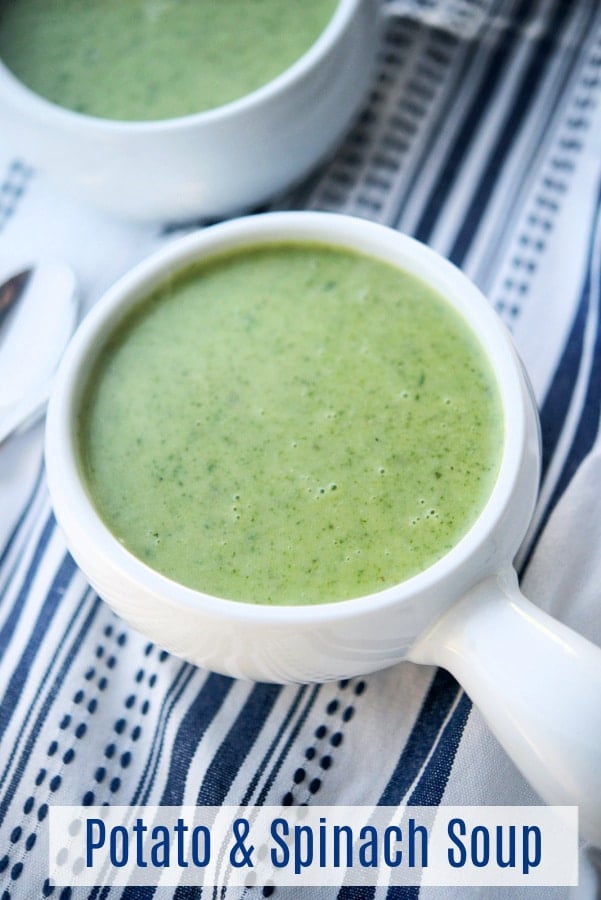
{"left": 0, "top": 261, "right": 77, "bottom": 444}
{"left": 408, "top": 568, "right": 601, "bottom": 847}
{"left": 0, "top": 268, "right": 31, "bottom": 332}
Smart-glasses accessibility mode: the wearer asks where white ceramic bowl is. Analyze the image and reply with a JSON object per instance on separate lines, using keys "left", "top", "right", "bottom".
{"left": 45, "top": 212, "right": 601, "bottom": 844}
{"left": 0, "top": 0, "right": 378, "bottom": 223}
{"left": 45, "top": 211, "right": 539, "bottom": 681}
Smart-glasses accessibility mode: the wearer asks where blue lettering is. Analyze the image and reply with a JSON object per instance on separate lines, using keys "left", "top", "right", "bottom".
{"left": 294, "top": 824, "right": 314, "bottom": 874}
{"left": 333, "top": 825, "right": 353, "bottom": 868}
{"left": 319, "top": 818, "right": 327, "bottom": 867}
{"left": 109, "top": 825, "right": 128, "bottom": 867}
{"left": 132, "top": 818, "right": 147, "bottom": 867}
{"left": 408, "top": 818, "right": 428, "bottom": 868}
{"left": 191, "top": 825, "right": 211, "bottom": 867}
{"left": 523, "top": 826, "right": 542, "bottom": 874}
{"left": 86, "top": 818, "right": 105, "bottom": 867}
{"left": 496, "top": 824, "right": 516, "bottom": 869}
{"left": 358, "top": 825, "right": 378, "bottom": 867}
{"left": 471, "top": 825, "right": 490, "bottom": 867}
{"left": 150, "top": 825, "right": 170, "bottom": 867}
{"left": 383, "top": 825, "right": 403, "bottom": 867}
{"left": 270, "top": 818, "right": 289, "bottom": 868}
{"left": 447, "top": 817, "right": 467, "bottom": 867}
{"left": 174, "top": 818, "right": 189, "bottom": 868}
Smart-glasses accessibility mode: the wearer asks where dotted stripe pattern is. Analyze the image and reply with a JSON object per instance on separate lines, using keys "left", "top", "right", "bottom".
{"left": 253, "top": 679, "right": 367, "bottom": 898}
{"left": 385, "top": 0, "right": 495, "bottom": 40}
{"left": 281, "top": 679, "right": 367, "bottom": 808}
{"left": 492, "top": 30, "right": 601, "bottom": 322}
{"left": 0, "top": 612, "right": 173, "bottom": 897}
{"left": 306, "top": 17, "right": 460, "bottom": 219}
{"left": 0, "top": 160, "right": 32, "bottom": 233}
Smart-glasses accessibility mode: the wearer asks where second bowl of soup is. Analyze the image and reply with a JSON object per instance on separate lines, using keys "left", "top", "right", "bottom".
{"left": 0, "top": 0, "right": 378, "bottom": 222}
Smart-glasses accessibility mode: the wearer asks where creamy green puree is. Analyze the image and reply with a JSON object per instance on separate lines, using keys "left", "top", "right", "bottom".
{"left": 0, "top": 0, "right": 337, "bottom": 120}
{"left": 77, "top": 243, "right": 503, "bottom": 605}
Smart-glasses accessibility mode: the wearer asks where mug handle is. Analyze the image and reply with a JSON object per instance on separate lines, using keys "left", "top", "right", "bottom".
{"left": 408, "top": 567, "right": 601, "bottom": 847}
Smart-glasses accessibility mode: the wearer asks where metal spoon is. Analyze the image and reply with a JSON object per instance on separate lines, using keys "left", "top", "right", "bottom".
{"left": 0, "top": 260, "right": 78, "bottom": 443}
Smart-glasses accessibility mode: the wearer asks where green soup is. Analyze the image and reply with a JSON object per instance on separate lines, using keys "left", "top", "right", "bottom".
{"left": 0, "top": 0, "right": 338, "bottom": 120}
{"left": 77, "top": 243, "right": 504, "bottom": 606}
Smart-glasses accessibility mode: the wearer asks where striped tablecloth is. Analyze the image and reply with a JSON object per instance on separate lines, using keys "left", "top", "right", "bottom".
{"left": 1, "top": 1, "right": 601, "bottom": 897}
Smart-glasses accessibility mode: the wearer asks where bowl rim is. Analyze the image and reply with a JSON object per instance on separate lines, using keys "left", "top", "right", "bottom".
{"left": 0, "top": 0, "right": 358, "bottom": 130}
{"left": 45, "top": 211, "right": 532, "bottom": 626}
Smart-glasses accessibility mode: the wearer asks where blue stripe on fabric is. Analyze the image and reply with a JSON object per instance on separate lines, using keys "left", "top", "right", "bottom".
{"left": 190, "top": 687, "right": 320, "bottom": 900}
{"left": 412, "top": 0, "right": 538, "bottom": 245}
{"left": 386, "top": 890, "right": 419, "bottom": 900}
{"left": 115, "top": 673, "right": 234, "bottom": 900}
{"left": 384, "top": 697, "right": 471, "bottom": 898}
{"left": 379, "top": 694, "right": 472, "bottom": 900}
{"left": 407, "top": 692, "right": 472, "bottom": 807}
{"left": 241, "top": 684, "right": 308, "bottom": 804}
{"left": 173, "top": 883, "right": 199, "bottom": 899}
{"left": 102, "top": 885, "right": 151, "bottom": 900}
{"left": 531, "top": 182, "right": 601, "bottom": 545}
{"left": 196, "top": 682, "right": 282, "bottom": 807}
{"left": 338, "top": 886, "right": 385, "bottom": 900}
{"left": 336, "top": 670, "right": 460, "bottom": 900}
{"left": 254, "top": 684, "right": 321, "bottom": 806}
{"left": 176, "top": 687, "right": 317, "bottom": 900}
{"left": 118, "top": 683, "right": 281, "bottom": 900}
{"left": 0, "top": 591, "right": 101, "bottom": 828}
{"left": 543, "top": 263, "right": 601, "bottom": 515}
{"left": 378, "top": 669, "right": 461, "bottom": 807}
{"left": 449, "top": 0, "right": 573, "bottom": 266}
{"left": 389, "top": 0, "right": 505, "bottom": 231}
{"left": 160, "top": 672, "right": 234, "bottom": 806}
{"left": 0, "top": 550, "right": 77, "bottom": 744}
{"left": 539, "top": 284, "right": 589, "bottom": 479}
{"left": 0, "top": 512, "right": 56, "bottom": 652}
{"left": 92, "top": 665, "right": 197, "bottom": 900}
{"left": 0, "top": 457, "right": 44, "bottom": 569}
{"left": 132, "top": 663, "right": 197, "bottom": 805}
